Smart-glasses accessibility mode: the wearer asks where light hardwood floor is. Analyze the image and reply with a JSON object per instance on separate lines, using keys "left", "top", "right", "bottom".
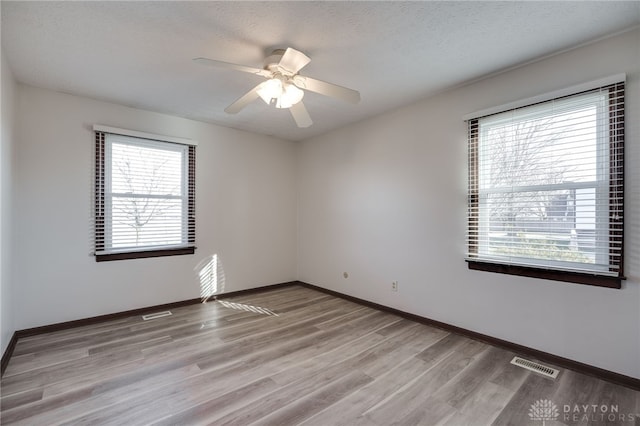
{"left": 1, "top": 285, "right": 638, "bottom": 425}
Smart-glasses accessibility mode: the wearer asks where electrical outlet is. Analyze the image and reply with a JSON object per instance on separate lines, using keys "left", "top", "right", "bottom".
{"left": 392, "top": 281, "right": 398, "bottom": 291}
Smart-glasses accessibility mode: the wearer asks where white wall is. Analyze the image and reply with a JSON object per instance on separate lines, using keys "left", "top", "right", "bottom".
{"left": 7, "top": 27, "right": 639, "bottom": 381}
{"left": 297, "top": 29, "right": 640, "bottom": 379}
{"left": 1, "top": 50, "right": 17, "bottom": 354}
{"left": 13, "top": 85, "right": 297, "bottom": 330}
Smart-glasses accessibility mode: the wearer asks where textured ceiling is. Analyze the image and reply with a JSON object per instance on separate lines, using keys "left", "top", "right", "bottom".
{"left": 2, "top": 1, "right": 639, "bottom": 141}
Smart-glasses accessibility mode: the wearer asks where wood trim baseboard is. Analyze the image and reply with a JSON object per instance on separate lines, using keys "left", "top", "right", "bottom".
{"left": 1, "top": 332, "right": 19, "bottom": 376}
{"left": 14, "top": 298, "right": 202, "bottom": 339}
{"left": 296, "top": 281, "right": 640, "bottom": 391}
{"left": 13, "top": 281, "right": 298, "bottom": 340}
{"left": 4, "top": 279, "right": 638, "bottom": 392}
{"left": 207, "top": 281, "right": 298, "bottom": 301}
{"left": 0, "top": 280, "right": 297, "bottom": 377}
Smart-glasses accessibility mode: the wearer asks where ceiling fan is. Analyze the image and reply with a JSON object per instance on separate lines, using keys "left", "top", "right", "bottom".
{"left": 194, "top": 47, "right": 360, "bottom": 128}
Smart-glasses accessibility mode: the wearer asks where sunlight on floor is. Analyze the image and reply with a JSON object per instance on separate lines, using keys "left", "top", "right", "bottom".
{"left": 218, "top": 300, "right": 278, "bottom": 316}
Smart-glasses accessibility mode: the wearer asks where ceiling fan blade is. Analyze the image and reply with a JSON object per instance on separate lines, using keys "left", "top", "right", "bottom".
{"left": 224, "top": 84, "right": 262, "bottom": 114}
{"left": 278, "top": 48, "right": 311, "bottom": 74}
{"left": 193, "top": 58, "right": 271, "bottom": 78}
{"left": 293, "top": 75, "right": 360, "bottom": 104}
{"left": 290, "top": 101, "right": 313, "bottom": 128}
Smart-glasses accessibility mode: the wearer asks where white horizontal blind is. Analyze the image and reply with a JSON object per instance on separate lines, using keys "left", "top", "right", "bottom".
{"left": 95, "top": 131, "right": 196, "bottom": 257}
{"left": 467, "top": 82, "right": 624, "bottom": 277}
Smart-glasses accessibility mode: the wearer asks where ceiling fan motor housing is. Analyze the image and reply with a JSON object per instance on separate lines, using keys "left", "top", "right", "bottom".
{"left": 264, "top": 49, "right": 287, "bottom": 73}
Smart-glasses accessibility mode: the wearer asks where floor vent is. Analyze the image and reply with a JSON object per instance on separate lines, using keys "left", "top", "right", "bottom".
{"left": 510, "top": 356, "right": 559, "bottom": 379}
{"left": 142, "top": 311, "right": 172, "bottom": 321}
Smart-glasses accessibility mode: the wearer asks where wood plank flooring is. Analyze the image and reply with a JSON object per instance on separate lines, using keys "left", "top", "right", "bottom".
{"left": 1, "top": 285, "right": 638, "bottom": 425}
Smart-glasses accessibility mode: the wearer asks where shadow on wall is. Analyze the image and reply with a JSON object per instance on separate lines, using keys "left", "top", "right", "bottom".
{"left": 625, "top": 220, "right": 640, "bottom": 284}
{"left": 196, "top": 254, "right": 226, "bottom": 302}
{"left": 623, "top": 141, "right": 639, "bottom": 285}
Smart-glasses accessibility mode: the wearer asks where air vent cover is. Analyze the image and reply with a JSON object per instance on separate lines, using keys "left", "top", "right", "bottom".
{"left": 510, "top": 356, "right": 559, "bottom": 379}
{"left": 142, "top": 311, "right": 172, "bottom": 321}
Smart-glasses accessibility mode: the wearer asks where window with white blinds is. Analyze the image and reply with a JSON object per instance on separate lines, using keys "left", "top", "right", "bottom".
{"left": 94, "top": 128, "right": 196, "bottom": 261}
{"left": 466, "top": 79, "right": 624, "bottom": 288}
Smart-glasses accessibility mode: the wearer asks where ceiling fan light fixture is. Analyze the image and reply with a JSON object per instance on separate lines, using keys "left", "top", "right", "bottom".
{"left": 276, "top": 83, "right": 304, "bottom": 109}
{"left": 195, "top": 46, "right": 359, "bottom": 127}
{"left": 257, "top": 78, "right": 283, "bottom": 104}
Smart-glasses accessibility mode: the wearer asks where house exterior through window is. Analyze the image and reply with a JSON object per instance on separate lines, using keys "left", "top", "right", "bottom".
{"left": 466, "top": 79, "right": 624, "bottom": 288}
{"left": 94, "top": 126, "right": 196, "bottom": 261}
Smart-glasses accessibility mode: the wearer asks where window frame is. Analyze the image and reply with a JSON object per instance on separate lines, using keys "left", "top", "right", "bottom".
{"left": 466, "top": 79, "right": 625, "bottom": 288}
{"left": 94, "top": 126, "right": 196, "bottom": 262}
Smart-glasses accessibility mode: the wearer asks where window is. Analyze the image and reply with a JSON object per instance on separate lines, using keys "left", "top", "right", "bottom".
{"left": 94, "top": 126, "right": 196, "bottom": 261}
{"left": 466, "top": 78, "right": 624, "bottom": 288}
